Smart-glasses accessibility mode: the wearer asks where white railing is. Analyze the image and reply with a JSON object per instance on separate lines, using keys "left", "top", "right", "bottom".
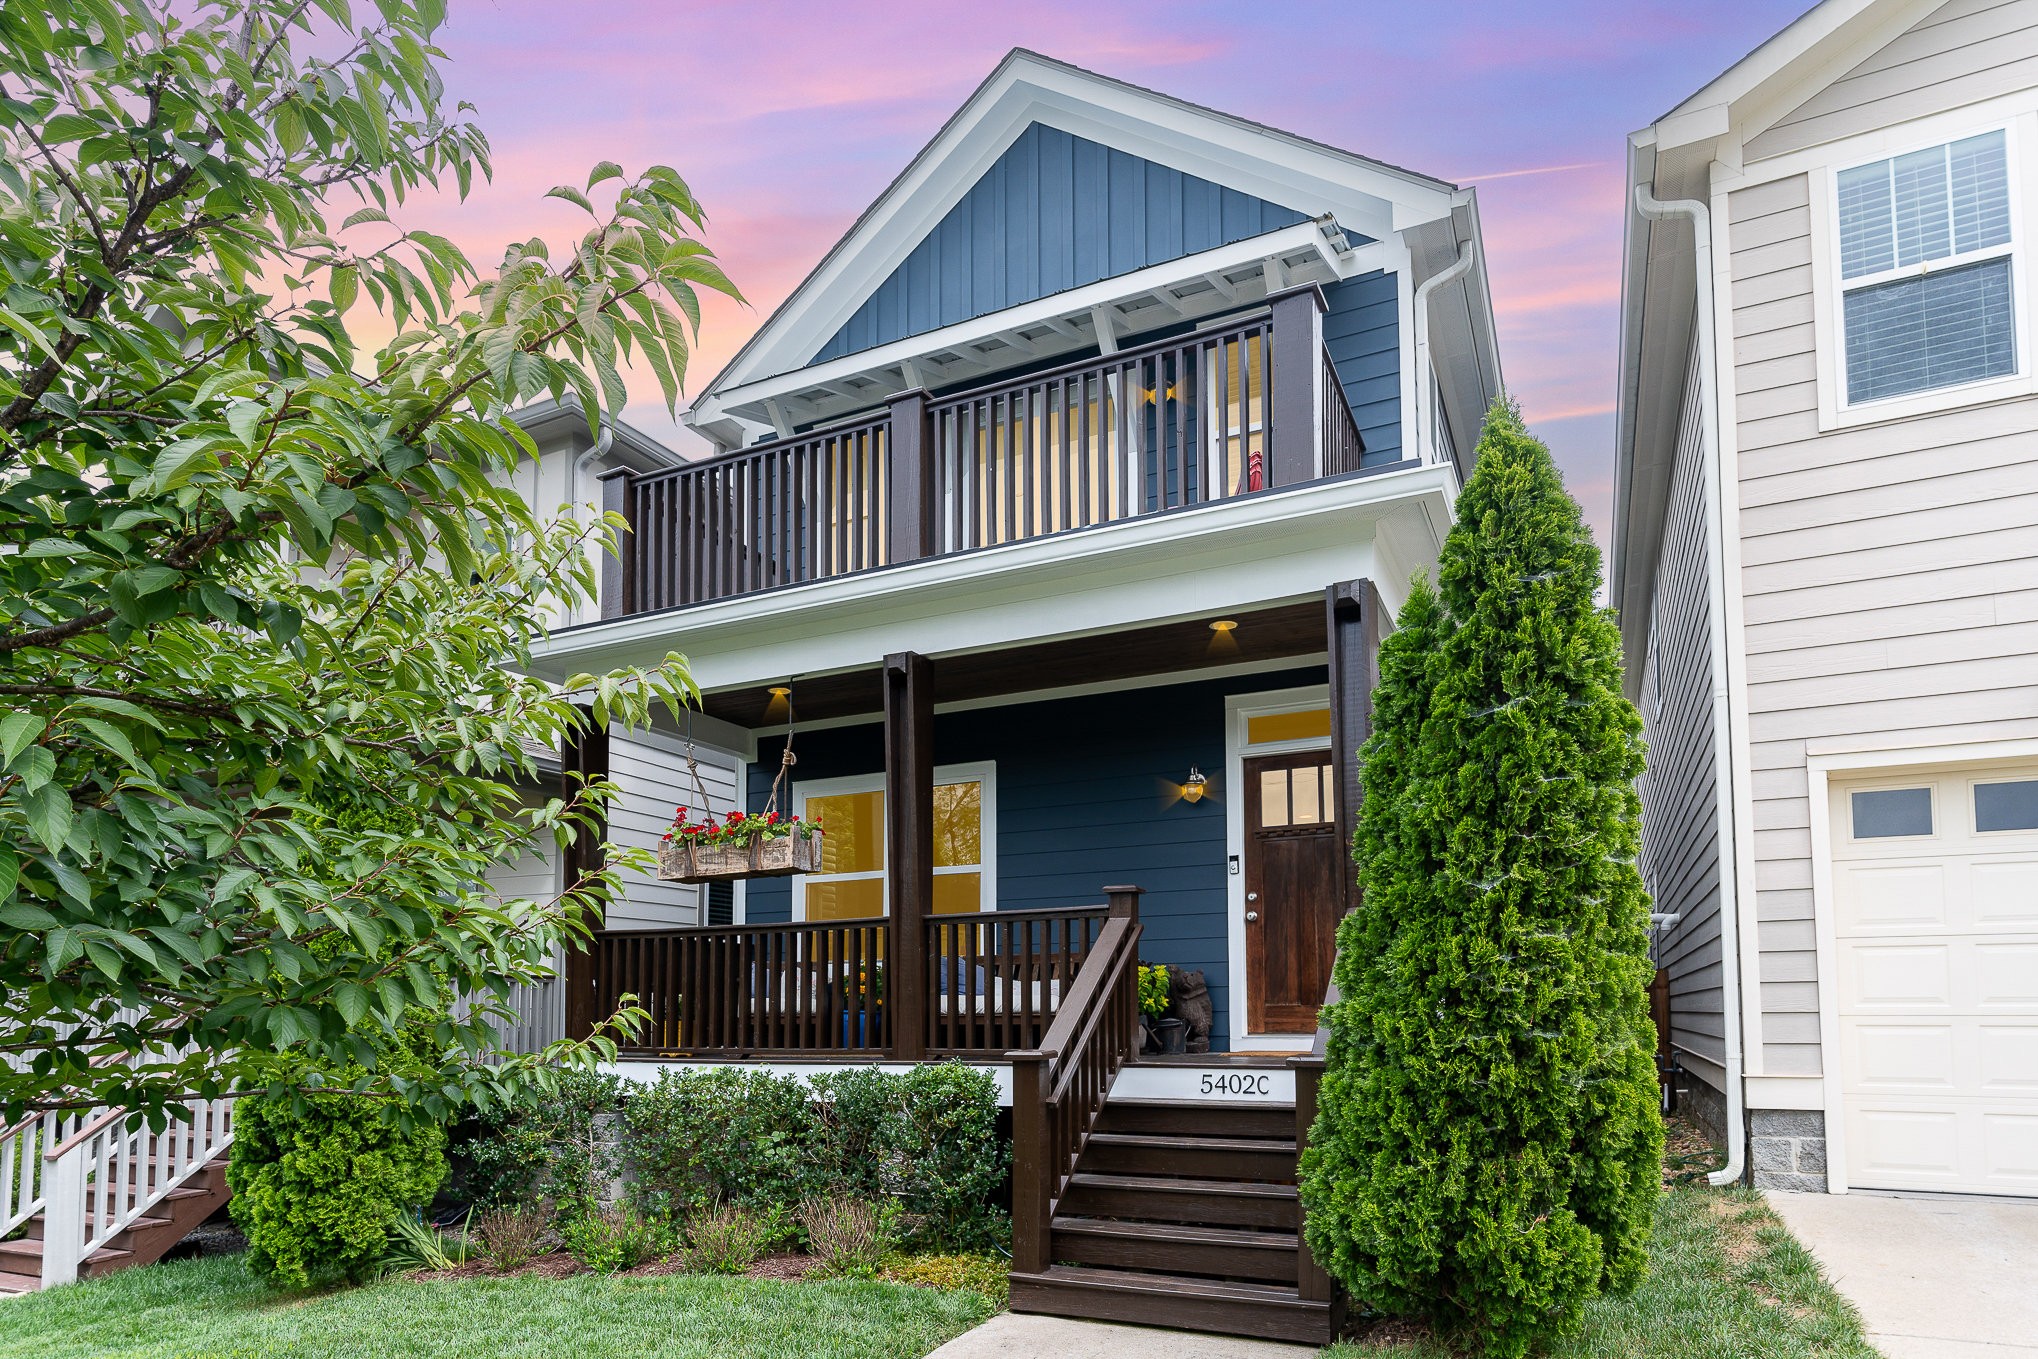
{"left": 39, "top": 1097, "right": 233, "bottom": 1287}
{"left": 1, "top": 1110, "right": 72, "bottom": 1238}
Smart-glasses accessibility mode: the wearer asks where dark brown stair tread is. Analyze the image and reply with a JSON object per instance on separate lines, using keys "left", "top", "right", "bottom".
{"left": 1087, "top": 1131, "right": 1295, "bottom": 1153}
{"left": 1019, "top": 1263, "right": 1319, "bottom": 1306}
{"left": 1104, "top": 1096, "right": 1297, "bottom": 1110}
{"left": 1065, "top": 1172, "right": 1298, "bottom": 1198}
{"left": 1051, "top": 1216, "right": 1298, "bottom": 1249}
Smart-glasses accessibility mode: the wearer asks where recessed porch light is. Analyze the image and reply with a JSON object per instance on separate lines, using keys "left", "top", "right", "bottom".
{"left": 1209, "top": 619, "right": 1238, "bottom": 634}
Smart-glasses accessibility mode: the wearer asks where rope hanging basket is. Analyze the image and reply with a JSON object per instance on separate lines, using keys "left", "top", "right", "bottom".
{"left": 657, "top": 833, "right": 821, "bottom": 883}
{"left": 655, "top": 700, "right": 820, "bottom": 883}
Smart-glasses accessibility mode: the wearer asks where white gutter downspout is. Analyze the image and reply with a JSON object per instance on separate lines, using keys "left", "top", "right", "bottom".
{"left": 1634, "top": 184, "right": 1746, "bottom": 1190}
{"left": 1412, "top": 238, "right": 1475, "bottom": 464}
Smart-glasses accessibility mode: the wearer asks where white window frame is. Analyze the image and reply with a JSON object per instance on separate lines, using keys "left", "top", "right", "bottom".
{"left": 790, "top": 761, "right": 997, "bottom": 921}
{"left": 1812, "top": 116, "right": 2034, "bottom": 428}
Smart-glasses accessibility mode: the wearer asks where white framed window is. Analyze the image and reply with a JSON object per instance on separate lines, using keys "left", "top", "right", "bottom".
{"left": 1832, "top": 126, "right": 2022, "bottom": 410}
{"left": 791, "top": 762, "right": 996, "bottom": 921}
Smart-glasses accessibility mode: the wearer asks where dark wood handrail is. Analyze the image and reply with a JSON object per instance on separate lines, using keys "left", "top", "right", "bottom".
{"left": 1009, "top": 886, "right": 1144, "bottom": 1276}
{"left": 610, "top": 902, "right": 1107, "bottom": 942}
{"left": 1289, "top": 974, "right": 1342, "bottom": 1327}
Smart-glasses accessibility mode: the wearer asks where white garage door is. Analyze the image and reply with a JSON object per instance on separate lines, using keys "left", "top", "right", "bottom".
{"left": 1830, "top": 767, "right": 2038, "bottom": 1196}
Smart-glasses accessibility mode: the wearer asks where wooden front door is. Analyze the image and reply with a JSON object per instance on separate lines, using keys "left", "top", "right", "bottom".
{"left": 1244, "top": 750, "right": 1344, "bottom": 1033}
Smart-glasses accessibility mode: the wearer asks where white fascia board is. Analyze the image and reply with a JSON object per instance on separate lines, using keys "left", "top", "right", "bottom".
{"left": 693, "top": 54, "right": 1456, "bottom": 406}
{"left": 693, "top": 222, "right": 1340, "bottom": 429}
{"left": 526, "top": 466, "right": 1453, "bottom": 690}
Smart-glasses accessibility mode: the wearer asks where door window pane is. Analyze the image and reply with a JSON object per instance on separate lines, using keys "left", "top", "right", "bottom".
{"left": 1260, "top": 769, "right": 1290, "bottom": 828}
{"left": 1246, "top": 708, "right": 1332, "bottom": 745}
{"left": 1975, "top": 779, "right": 2038, "bottom": 832}
{"left": 1851, "top": 787, "right": 1934, "bottom": 839}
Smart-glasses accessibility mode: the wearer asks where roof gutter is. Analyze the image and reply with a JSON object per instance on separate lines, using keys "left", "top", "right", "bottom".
{"left": 1633, "top": 184, "right": 1746, "bottom": 1191}
{"left": 1412, "top": 235, "right": 1476, "bottom": 464}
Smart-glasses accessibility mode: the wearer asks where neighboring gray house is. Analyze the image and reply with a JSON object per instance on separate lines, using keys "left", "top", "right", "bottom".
{"left": 1619, "top": 0, "right": 2038, "bottom": 1197}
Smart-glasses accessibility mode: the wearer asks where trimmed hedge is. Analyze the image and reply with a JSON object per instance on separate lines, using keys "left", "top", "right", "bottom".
{"left": 460, "top": 1061, "right": 1008, "bottom": 1252}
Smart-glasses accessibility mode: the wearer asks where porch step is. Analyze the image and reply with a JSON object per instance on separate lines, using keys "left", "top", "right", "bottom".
{"left": 0, "top": 1151, "right": 232, "bottom": 1291}
{"left": 1049, "top": 1215, "right": 1299, "bottom": 1283}
{"left": 1094, "top": 1098, "right": 1294, "bottom": 1140}
{"left": 0, "top": 1237, "right": 135, "bottom": 1280}
{"left": 1079, "top": 1131, "right": 1296, "bottom": 1182}
{"left": 1010, "top": 1264, "right": 1330, "bottom": 1344}
{"left": 1059, "top": 1171, "right": 1299, "bottom": 1229}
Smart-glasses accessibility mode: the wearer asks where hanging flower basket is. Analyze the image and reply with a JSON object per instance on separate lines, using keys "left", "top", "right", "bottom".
{"left": 657, "top": 809, "right": 822, "bottom": 883}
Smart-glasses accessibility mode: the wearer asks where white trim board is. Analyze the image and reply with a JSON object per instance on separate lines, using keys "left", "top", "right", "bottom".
{"left": 1222, "top": 685, "right": 1333, "bottom": 1051}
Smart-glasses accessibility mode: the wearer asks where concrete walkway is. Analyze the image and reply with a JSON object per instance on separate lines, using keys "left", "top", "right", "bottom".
{"left": 928, "top": 1314, "right": 1318, "bottom": 1358}
{"left": 1766, "top": 1190, "right": 2038, "bottom": 1359}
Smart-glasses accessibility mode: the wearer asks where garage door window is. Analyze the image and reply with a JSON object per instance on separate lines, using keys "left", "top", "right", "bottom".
{"left": 1851, "top": 786, "right": 1933, "bottom": 839}
{"left": 1975, "top": 778, "right": 2038, "bottom": 833}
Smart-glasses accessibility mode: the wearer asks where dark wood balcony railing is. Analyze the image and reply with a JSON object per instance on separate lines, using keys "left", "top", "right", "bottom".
{"left": 591, "top": 902, "right": 1115, "bottom": 1059}
{"left": 599, "top": 286, "right": 1369, "bottom": 618}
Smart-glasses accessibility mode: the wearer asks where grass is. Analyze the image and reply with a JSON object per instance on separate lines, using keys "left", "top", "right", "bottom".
{"left": 1324, "top": 1182, "right": 1880, "bottom": 1358}
{"left": 0, "top": 1251, "right": 997, "bottom": 1359}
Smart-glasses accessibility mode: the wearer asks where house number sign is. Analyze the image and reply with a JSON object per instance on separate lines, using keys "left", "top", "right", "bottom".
{"left": 1199, "top": 1072, "right": 1273, "bottom": 1098}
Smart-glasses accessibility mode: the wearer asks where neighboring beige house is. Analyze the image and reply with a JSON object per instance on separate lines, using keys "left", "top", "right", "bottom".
{"left": 1619, "top": 0, "right": 2038, "bottom": 1196}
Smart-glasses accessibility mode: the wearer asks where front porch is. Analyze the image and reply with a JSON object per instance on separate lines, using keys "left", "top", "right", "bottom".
{"left": 555, "top": 596, "right": 1389, "bottom": 1063}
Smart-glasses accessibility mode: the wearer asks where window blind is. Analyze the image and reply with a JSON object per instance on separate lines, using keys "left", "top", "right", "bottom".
{"left": 1837, "top": 130, "right": 2016, "bottom": 403}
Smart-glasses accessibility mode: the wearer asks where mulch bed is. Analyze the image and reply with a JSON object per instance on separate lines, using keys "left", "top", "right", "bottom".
{"left": 1663, "top": 1116, "right": 1726, "bottom": 1187}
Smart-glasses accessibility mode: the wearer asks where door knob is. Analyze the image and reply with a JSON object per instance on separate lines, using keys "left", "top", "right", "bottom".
{"left": 1245, "top": 910, "right": 1259, "bottom": 922}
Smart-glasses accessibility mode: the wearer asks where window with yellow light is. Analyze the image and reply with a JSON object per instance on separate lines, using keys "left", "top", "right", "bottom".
{"left": 796, "top": 769, "right": 991, "bottom": 921}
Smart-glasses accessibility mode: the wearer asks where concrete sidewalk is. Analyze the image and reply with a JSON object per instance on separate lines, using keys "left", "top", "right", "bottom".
{"left": 1766, "top": 1190, "right": 2038, "bottom": 1359}
{"left": 927, "top": 1314, "right": 1319, "bottom": 1358}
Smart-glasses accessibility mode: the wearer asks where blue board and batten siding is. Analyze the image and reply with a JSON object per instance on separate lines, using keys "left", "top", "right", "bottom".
{"left": 1324, "top": 272, "right": 1401, "bottom": 465}
{"left": 744, "top": 668, "right": 1328, "bottom": 1051}
{"left": 812, "top": 123, "right": 1309, "bottom": 365}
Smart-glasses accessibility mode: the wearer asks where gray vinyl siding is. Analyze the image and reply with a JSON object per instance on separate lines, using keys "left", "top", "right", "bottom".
{"left": 1726, "top": 150, "right": 2038, "bottom": 1081}
{"left": 477, "top": 798, "right": 565, "bottom": 1054}
{"left": 604, "top": 730, "right": 742, "bottom": 931}
{"left": 1748, "top": 0, "right": 2038, "bottom": 162}
{"left": 1636, "top": 338, "right": 1727, "bottom": 1098}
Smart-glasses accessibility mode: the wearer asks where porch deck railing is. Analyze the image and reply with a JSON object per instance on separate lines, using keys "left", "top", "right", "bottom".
{"left": 589, "top": 902, "right": 1114, "bottom": 1059}
{"left": 600, "top": 287, "right": 1368, "bottom": 617}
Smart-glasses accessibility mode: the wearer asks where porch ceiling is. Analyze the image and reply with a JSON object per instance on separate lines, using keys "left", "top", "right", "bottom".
{"left": 699, "top": 600, "right": 1326, "bottom": 727}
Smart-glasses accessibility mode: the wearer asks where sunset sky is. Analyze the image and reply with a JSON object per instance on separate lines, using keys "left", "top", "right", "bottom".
{"left": 395, "top": 1, "right": 1815, "bottom": 544}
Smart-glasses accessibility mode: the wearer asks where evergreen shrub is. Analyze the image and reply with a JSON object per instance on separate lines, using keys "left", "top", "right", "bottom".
{"left": 1298, "top": 401, "right": 1663, "bottom": 1357}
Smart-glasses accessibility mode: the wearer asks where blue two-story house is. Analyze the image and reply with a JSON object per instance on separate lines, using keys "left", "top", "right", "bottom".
{"left": 514, "top": 49, "right": 1502, "bottom": 1340}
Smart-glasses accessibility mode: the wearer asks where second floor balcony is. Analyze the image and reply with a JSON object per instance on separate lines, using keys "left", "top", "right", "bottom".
{"left": 597, "top": 286, "right": 1424, "bottom": 619}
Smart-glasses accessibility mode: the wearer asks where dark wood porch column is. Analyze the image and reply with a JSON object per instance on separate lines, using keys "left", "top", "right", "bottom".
{"left": 1326, "top": 579, "right": 1387, "bottom": 912}
{"left": 884, "top": 652, "right": 934, "bottom": 1061}
{"left": 1267, "top": 283, "right": 1328, "bottom": 488}
{"left": 560, "top": 706, "right": 611, "bottom": 1041}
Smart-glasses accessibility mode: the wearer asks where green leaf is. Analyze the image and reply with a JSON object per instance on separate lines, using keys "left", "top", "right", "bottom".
{"left": 332, "top": 983, "right": 371, "bottom": 1026}
{"left": 0, "top": 712, "right": 45, "bottom": 765}
{"left": 545, "top": 184, "right": 595, "bottom": 214}
{"left": 0, "top": 901, "right": 58, "bottom": 930}
{"left": 586, "top": 160, "right": 625, "bottom": 190}
{"left": 330, "top": 263, "right": 358, "bottom": 314}
{"left": 22, "top": 783, "right": 72, "bottom": 853}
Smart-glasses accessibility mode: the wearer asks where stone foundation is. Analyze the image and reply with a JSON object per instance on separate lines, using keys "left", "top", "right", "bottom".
{"left": 1675, "top": 1068, "right": 1728, "bottom": 1149}
{"left": 1748, "top": 1108, "right": 1828, "bottom": 1192}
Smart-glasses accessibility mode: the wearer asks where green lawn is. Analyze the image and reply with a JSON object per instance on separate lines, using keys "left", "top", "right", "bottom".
{"left": 1327, "top": 1183, "right": 1878, "bottom": 1359}
{"left": 0, "top": 1253, "right": 996, "bottom": 1359}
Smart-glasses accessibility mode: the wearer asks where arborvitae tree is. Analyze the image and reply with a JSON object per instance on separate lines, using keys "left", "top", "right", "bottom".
{"left": 1299, "top": 401, "right": 1661, "bottom": 1357}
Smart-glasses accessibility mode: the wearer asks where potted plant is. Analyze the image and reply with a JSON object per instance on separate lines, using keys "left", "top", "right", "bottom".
{"left": 657, "top": 807, "right": 823, "bottom": 882}
{"left": 1138, "top": 963, "right": 1178, "bottom": 1055}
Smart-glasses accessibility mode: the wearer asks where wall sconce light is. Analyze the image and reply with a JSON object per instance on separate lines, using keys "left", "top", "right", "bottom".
{"left": 1182, "top": 767, "right": 1209, "bottom": 804}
